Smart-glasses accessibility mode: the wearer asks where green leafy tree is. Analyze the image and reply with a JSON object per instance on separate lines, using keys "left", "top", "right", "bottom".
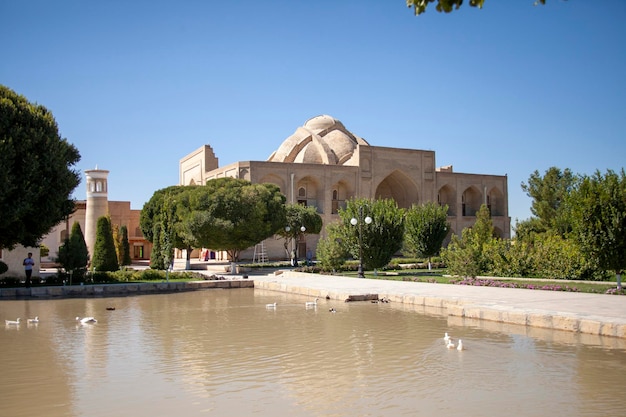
{"left": 529, "top": 231, "right": 602, "bottom": 280}
{"left": 57, "top": 221, "right": 89, "bottom": 283}
{"left": 512, "top": 217, "right": 544, "bottom": 243}
{"left": 404, "top": 202, "right": 450, "bottom": 269}
{"left": 185, "top": 178, "right": 287, "bottom": 261}
{"left": 472, "top": 204, "right": 496, "bottom": 245}
{"left": 406, "top": 0, "right": 545, "bottom": 16}
{"left": 316, "top": 223, "right": 350, "bottom": 273}
{"left": 441, "top": 230, "right": 482, "bottom": 278}
{"left": 520, "top": 167, "right": 578, "bottom": 237}
{"left": 482, "top": 238, "right": 535, "bottom": 278}
{"left": 337, "top": 198, "right": 405, "bottom": 272}
{"left": 275, "top": 203, "right": 323, "bottom": 262}
{"left": 442, "top": 204, "right": 494, "bottom": 277}
{"left": 0, "top": 85, "right": 81, "bottom": 250}
{"left": 140, "top": 185, "right": 195, "bottom": 269}
{"left": 140, "top": 185, "right": 190, "bottom": 242}
{"left": 92, "top": 216, "right": 118, "bottom": 272}
{"left": 570, "top": 169, "right": 626, "bottom": 289}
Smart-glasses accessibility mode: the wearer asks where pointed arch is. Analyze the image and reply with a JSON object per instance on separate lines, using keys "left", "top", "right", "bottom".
{"left": 331, "top": 180, "right": 352, "bottom": 214}
{"left": 296, "top": 175, "right": 323, "bottom": 212}
{"left": 374, "top": 170, "right": 419, "bottom": 209}
{"left": 487, "top": 186, "right": 505, "bottom": 217}
{"left": 462, "top": 186, "right": 482, "bottom": 217}
{"left": 258, "top": 174, "right": 286, "bottom": 196}
{"left": 438, "top": 184, "right": 456, "bottom": 216}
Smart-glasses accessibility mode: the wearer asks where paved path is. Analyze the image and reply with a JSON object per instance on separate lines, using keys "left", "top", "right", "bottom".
{"left": 236, "top": 268, "right": 626, "bottom": 339}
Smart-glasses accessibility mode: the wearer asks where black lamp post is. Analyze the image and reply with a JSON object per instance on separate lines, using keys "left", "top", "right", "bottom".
{"left": 350, "top": 206, "right": 372, "bottom": 278}
{"left": 285, "top": 225, "right": 295, "bottom": 266}
{"left": 296, "top": 225, "right": 306, "bottom": 266}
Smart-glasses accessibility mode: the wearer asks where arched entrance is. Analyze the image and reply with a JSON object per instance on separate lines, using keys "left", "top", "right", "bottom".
{"left": 374, "top": 170, "right": 419, "bottom": 209}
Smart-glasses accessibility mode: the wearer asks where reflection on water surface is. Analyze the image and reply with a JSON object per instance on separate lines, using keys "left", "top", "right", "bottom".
{"left": 1, "top": 289, "right": 625, "bottom": 417}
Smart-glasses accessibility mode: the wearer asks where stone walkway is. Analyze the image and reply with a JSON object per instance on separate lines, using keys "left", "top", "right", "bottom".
{"left": 213, "top": 266, "right": 626, "bottom": 339}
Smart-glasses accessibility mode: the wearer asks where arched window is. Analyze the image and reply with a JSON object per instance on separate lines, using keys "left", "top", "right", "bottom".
{"left": 462, "top": 187, "right": 481, "bottom": 216}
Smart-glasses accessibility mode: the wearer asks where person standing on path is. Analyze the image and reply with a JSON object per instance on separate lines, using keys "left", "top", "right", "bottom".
{"left": 23, "top": 252, "right": 35, "bottom": 288}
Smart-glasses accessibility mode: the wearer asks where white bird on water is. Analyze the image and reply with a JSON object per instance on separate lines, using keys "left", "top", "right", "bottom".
{"left": 457, "top": 339, "right": 465, "bottom": 351}
{"left": 266, "top": 302, "right": 277, "bottom": 309}
{"left": 27, "top": 317, "right": 39, "bottom": 324}
{"left": 446, "top": 339, "right": 456, "bottom": 349}
{"left": 76, "top": 316, "right": 97, "bottom": 324}
{"left": 5, "top": 318, "right": 20, "bottom": 325}
{"left": 444, "top": 332, "right": 451, "bottom": 343}
{"left": 305, "top": 298, "right": 319, "bottom": 307}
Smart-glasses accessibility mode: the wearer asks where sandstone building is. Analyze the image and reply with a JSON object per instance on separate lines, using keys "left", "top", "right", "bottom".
{"left": 180, "top": 115, "right": 510, "bottom": 262}
{"left": 39, "top": 168, "right": 152, "bottom": 268}
{"left": 2, "top": 168, "right": 151, "bottom": 277}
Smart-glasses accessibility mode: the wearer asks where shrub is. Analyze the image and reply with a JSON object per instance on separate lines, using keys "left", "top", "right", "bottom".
{"left": 316, "top": 226, "right": 349, "bottom": 273}
{"left": 0, "top": 276, "right": 20, "bottom": 286}
{"left": 141, "top": 269, "right": 168, "bottom": 281}
{"left": 44, "top": 275, "right": 65, "bottom": 285}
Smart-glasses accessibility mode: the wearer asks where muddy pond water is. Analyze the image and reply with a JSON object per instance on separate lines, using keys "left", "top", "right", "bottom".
{"left": 1, "top": 288, "right": 625, "bottom": 417}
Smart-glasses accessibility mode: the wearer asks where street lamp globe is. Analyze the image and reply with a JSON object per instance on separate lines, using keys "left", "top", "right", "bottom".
{"left": 300, "top": 226, "right": 306, "bottom": 232}
{"left": 351, "top": 209, "right": 372, "bottom": 278}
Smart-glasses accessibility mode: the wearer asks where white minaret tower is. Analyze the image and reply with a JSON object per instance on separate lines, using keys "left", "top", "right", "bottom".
{"left": 84, "top": 167, "right": 110, "bottom": 259}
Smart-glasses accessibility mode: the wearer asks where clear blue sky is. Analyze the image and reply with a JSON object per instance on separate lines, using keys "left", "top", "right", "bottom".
{"left": 2, "top": 1, "right": 624, "bottom": 229}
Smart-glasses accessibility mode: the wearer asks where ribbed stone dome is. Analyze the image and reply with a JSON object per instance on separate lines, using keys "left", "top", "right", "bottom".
{"left": 267, "top": 115, "right": 368, "bottom": 165}
{"left": 303, "top": 115, "right": 344, "bottom": 132}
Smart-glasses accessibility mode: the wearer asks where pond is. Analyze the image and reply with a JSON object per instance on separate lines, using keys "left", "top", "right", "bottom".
{"left": 1, "top": 289, "right": 625, "bottom": 417}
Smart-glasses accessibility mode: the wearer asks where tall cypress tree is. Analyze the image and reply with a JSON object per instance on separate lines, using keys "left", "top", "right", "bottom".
{"left": 112, "top": 223, "right": 122, "bottom": 266}
{"left": 92, "top": 216, "right": 119, "bottom": 272}
{"left": 150, "top": 223, "right": 165, "bottom": 270}
{"left": 57, "top": 221, "right": 89, "bottom": 279}
{"left": 120, "top": 225, "right": 132, "bottom": 266}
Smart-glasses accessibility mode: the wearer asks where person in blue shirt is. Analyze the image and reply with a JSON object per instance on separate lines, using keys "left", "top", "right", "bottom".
{"left": 23, "top": 252, "right": 35, "bottom": 288}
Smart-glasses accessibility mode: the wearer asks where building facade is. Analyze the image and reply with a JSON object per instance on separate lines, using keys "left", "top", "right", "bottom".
{"left": 2, "top": 167, "right": 152, "bottom": 277}
{"left": 0, "top": 245, "right": 39, "bottom": 278}
{"left": 39, "top": 168, "right": 152, "bottom": 268}
{"left": 180, "top": 115, "right": 510, "bottom": 262}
